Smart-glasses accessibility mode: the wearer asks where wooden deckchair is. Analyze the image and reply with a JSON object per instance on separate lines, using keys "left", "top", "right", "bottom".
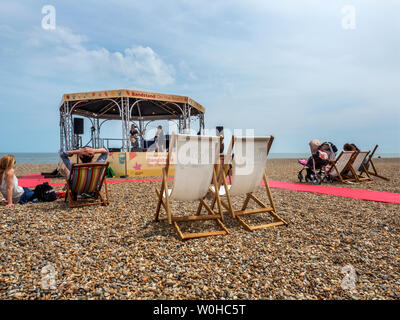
{"left": 211, "top": 135, "right": 287, "bottom": 232}
{"left": 325, "top": 151, "right": 356, "bottom": 184}
{"left": 364, "top": 145, "right": 389, "bottom": 181}
{"left": 155, "top": 133, "right": 229, "bottom": 241}
{"left": 345, "top": 151, "right": 372, "bottom": 182}
{"left": 66, "top": 162, "right": 110, "bottom": 208}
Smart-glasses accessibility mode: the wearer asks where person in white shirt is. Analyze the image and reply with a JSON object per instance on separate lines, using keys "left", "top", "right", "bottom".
{"left": 0, "top": 154, "right": 34, "bottom": 208}
{"left": 154, "top": 125, "right": 166, "bottom": 152}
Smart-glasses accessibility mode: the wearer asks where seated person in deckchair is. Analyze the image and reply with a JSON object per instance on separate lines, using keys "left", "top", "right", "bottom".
{"left": 58, "top": 147, "right": 109, "bottom": 178}
{"left": 342, "top": 142, "right": 369, "bottom": 174}
{"left": 344, "top": 143, "right": 359, "bottom": 152}
{"left": 342, "top": 143, "right": 358, "bottom": 174}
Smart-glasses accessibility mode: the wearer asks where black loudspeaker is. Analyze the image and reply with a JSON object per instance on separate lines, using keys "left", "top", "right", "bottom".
{"left": 216, "top": 126, "right": 224, "bottom": 153}
{"left": 73, "top": 118, "right": 84, "bottom": 135}
{"left": 165, "top": 134, "right": 170, "bottom": 151}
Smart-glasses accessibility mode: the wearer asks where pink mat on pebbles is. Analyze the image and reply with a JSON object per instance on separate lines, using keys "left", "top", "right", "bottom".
{"left": 19, "top": 175, "right": 400, "bottom": 204}
{"left": 47, "top": 177, "right": 172, "bottom": 188}
{"left": 18, "top": 174, "right": 50, "bottom": 188}
{"left": 264, "top": 181, "right": 400, "bottom": 204}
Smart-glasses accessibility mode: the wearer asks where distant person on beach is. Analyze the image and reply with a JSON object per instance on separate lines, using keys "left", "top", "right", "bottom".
{"left": 58, "top": 146, "right": 109, "bottom": 178}
{"left": 154, "top": 125, "right": 166, "bottom": 152}
{"left": 0, "top": 154, "right": 34, "bottom": 208}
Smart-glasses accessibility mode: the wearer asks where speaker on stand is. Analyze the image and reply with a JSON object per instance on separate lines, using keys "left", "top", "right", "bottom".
{"left": 73, "top": 118, "right": 84, "bottom": 134}
{"left": 73, "top": 118, "right": 84, "bottom": 149}
{"left": 216, "top": 126, "right": 224, "bottom": 153}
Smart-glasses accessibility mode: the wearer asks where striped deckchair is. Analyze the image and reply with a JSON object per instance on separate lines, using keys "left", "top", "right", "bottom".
{"left": 66, "top": 162, "right": 110, "bottom": 208}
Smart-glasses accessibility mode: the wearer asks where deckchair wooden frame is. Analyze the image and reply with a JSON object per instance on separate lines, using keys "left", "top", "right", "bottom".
{"left": 364, "top": 145, "right": 389, "bottom": 181}
{"left": 211, "top": 135, "right": 287, "bottom": 232}
{"left": 326, "top": 151, "right": 357, "bottom": 184}
{"left": 66, "top": 162, "right": 110, "bottom": 208}
{"left": 344, "top": 151, "right": 373, "bottom": 183}
{"left": 155, "top": 134, "right": 229, "bottom": 241}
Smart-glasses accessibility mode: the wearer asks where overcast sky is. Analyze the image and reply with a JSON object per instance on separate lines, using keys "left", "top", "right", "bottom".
{"left": 0, "top": 0, "right": 399, "bottom": 153}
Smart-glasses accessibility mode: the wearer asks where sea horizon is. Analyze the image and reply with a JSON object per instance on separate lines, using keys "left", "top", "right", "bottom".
{"left": 1, "top": 152, "right": 399, "bottom": 164}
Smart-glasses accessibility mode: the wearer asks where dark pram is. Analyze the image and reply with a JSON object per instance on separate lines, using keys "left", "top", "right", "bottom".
{"left": 298, "top": 141, "right": 337, "bottom": 184}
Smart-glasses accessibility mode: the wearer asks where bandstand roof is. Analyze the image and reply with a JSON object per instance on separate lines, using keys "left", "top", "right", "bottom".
{"left": 59, "top": 89, "right": 205, "bottom": 121}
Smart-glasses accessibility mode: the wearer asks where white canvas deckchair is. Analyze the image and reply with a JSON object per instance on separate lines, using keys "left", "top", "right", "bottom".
{"left": 345, "top": 151, "right": 372, "bottom": 182}
{"left": 211, "top": 135, "right": 287, "bottom": 232}
{"left": 155, "top": 133, "right": 229, "bottom": 241}
{"left": 325, "top": 151, "right": 356, "bottom": 184}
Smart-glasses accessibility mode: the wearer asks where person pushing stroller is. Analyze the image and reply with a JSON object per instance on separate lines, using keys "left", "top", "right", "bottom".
{"left": 298, "top": 139, "right": 337, "bottom": 184}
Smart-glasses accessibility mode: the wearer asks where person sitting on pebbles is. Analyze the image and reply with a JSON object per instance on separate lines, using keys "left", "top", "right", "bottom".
{"left": 0, "top": 154, "right": 35, "bottom": 208}
{"left": 58, "top": 146, "right": 109, "bottom": 178}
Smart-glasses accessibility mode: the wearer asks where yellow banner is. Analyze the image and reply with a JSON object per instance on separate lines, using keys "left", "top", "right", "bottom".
{"left": 107, "top": 152, "right": 174, "bottom": 177}
{"left": 107, "top": 152, "right": 127, "bottom": 177}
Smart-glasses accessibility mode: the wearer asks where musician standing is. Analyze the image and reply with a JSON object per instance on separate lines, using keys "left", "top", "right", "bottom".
{"left": 129, "top": 123, "right": 143, "bottom": 152}
{"left": 154, "top": 125, "right": 166, "bottom": 152}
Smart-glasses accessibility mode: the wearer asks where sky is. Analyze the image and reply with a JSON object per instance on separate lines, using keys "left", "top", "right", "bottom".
{"left": 0, "top": 0, "right": 399, "bottom": 153}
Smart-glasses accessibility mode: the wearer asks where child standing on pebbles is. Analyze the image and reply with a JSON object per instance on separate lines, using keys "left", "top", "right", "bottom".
{"left": 0, "top": 155, "right": 34, "bottom": 208}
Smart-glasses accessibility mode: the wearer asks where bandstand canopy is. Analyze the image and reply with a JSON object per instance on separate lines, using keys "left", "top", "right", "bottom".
{"left": 59, "top": 89, "right": 205, "bottom": 121}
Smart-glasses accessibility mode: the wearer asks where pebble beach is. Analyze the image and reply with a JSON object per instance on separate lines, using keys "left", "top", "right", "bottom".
{"left": 1, "top": 158, "right": 399, "bottom": 300}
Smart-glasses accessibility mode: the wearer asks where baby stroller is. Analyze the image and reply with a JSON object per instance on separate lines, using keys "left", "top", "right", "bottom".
{"left": 298, "top": 141, "right": 337, "bottom": 184}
